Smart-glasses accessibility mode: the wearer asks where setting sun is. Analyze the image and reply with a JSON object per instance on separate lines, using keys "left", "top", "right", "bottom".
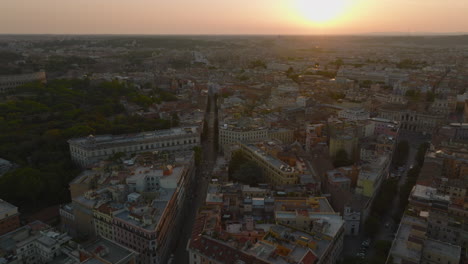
{"left": 295, "top": 0, "right": 348, "bottom": 24}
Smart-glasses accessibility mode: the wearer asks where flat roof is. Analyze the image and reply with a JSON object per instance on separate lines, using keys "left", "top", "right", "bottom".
{"left": 424, "top": 239, "right": 461, "bottom": 259}
{"left": 389, "top": 215, "right": 426, "bottom": 263}
{"left": 83, "top": 237, "right": 135, "bottom": 264}
{"left": 68, "top": 126, "right": 198, "bottom": 147}
{"left": 411, "top": 185, "right": 450, "bottom": 202}
{"left": 114, "top": 188, "right": 175, "bottom": 231}
{"left": 0, "top": 199, "right": 17, "bottom": 215}
{"left": 243, "top": 143, "right": 295, "bottom": 173}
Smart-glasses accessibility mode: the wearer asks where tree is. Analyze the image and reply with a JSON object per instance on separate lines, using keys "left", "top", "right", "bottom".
{"left": 393, "top": 140, "right": 409, "bottom": 167}
{"left": 371, "top": 180, "right": 398, "bottom": 217}
{"left": 415, "top": 142, "right": 430, "bottom": 166}
{"left": 228, "top": 151, "right": 248, "bottom": 177}
{"left": 365, "top": 216, "right": 380, "bottom": 237}
{"left": 109, "top": 152, "right": 125, "bottom": 162}
{"left": 426, "top": 91, "right": 435, "bottom": 102}
{"left": 193, "top": 146, "right": 202, "bottom": 166}
{"left": 405, "top": 89, "right": 421, "bottom": 100}
{"left": 333, "top": 58, "right": 344, "bottom": 68}
{"left": 375, "top": 240, "right": 392, "bottom": 256}
{"left": 171, "top": 112, "right": 180, "bottom": 127}
{"left": 361, "top": 80, "right": 373, "bottom": 88}
{"left": 232, "top": 161, "right": 263, "bottom": 185}
{"left": 201, "top": 119, "right": 209, "bottom": 140}
{"left": 249, "top": 59, "right": 267, "bottom": 69}
{"left": 333, "top": 149, "right": 353, "bottom": 167}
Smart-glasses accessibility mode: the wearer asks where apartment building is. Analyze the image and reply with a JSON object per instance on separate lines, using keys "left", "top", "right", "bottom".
{"left": 387, "top": 215, "right": 461, "bottom": 264}
{"left": 378, "top": 108, "right": 446, "bottom": 133}
{"left": 0, "top": 199, "right": 20, "bottom": 236}
{"left": 218, "top": 125, "right": 294, "bottom": 154}
{"left": 0, "top": 71, "right": 46, "bottom": 93}
{"left": 0, "top": 221, "right": 72, "bottom": 264}
{"left": 238, "top": 143, "right": 299, "bottom": 185}
{"left": 68, "top": 126, "right": 200, "bottom": 167}
{"left": 60, "top": 152, "right": 195, "bottom": 264}
{"left": 355, "top": 155, "right": 390, "bottom": 198}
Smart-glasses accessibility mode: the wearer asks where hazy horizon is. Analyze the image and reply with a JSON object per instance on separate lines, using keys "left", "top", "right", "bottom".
{"left": 1, "top": 32, "right": 468, "bottom": 37}
{"left": 1, "top": 0, "right": 468, "bottom": 35}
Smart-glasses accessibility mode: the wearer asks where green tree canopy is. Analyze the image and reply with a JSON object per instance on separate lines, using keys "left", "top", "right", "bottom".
{"left": 333, "top": 149, "right": 353, "bottom": 167}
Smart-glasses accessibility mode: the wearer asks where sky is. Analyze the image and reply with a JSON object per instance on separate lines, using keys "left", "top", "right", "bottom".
{"left": 1, "top": 0, "right": 467, "bottom": 35}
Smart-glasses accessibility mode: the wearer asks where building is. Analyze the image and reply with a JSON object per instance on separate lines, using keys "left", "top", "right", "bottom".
{"left": 60, "top": 152, "right": 196, "bottom": 264}
{"left": 93, "top": 203, "right": 124, "bottom": 241}
{"left": 0, "top": 71, "right": 46, "bottom": 93}
{"left": 238, "top": 143, "right": 299, "bottom": 185}
{"left": 338, "top": 108, "right": 370, "bottom": 121}
{"left": 387, "top": 215, "right": 461, "bottom": 264}
{"left": 218, "top": 125, "right": 294, "bottom": 154}
{"left": 68, "top": 126, "right": 200, "bottom": 167}
{"left": 0, "top": 221, "right": 72, "bottom": 264}
{"left": 305, "top": 123, "right": 327, "bottom": 152}
{"left": 369, "top": 118, "right": 400, "bottom": 138}
{"left": 0, "top": 158, "right": 15, "bottom": 177}
{"left": 248, "top": 224, "right": 343, "bottom": 264}
{"left": 328, "top": 134, "right": 359, "bottom": 161}
{"left": 0, "top": 200, "right": 20, "bottom": 236}
{"left": 188, "top": 205, "right": 344, "bottom": 264}
{"left": 355, "top": 155, "right": 390, "bottom": 198}
{"left": 326, "top": 170, "right": 352, "bottom": 191}
{"left": 78, "top": 237, "right": 138, "bottom": 264}
{"left": 378, "top": 108, "right": 446, "bottom": 133}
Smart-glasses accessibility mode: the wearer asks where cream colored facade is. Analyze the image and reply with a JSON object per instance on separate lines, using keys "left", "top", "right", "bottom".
{"left": 218, "top": 127, "right": 294, "bottom": 154}
{"left": 329, "top": 134, "right": 359, "bottom": 160}
{"left": 355, "top": 155, "right": 390, "bottom": 198}
{"left": 93, "top": 205, "right": 124, "bottom": 241}
{"left": 378, "top": 109, "right": 446, "bottom": 133}
{"left": 68, "top": 127, "right": 200, "bottom": 167}
{"left": 218, "top": 127, "right": 268, "bottom": 152}
{"left": 0, "top": 71, "right": 46, "bottom": 93}
{"left": 239, "top": 143, "right": 299, "bottom": 185}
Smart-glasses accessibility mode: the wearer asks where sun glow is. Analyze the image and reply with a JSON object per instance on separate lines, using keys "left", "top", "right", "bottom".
{"left": 295, "top": 0, "right": 348, "bottom": 24}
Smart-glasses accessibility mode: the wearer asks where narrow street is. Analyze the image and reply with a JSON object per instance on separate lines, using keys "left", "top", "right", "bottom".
{"left": 171, "top": 92, "right": 218, "bottom": 264}
{"left": 343, "top": 131, "right": 430, "bottom": 261}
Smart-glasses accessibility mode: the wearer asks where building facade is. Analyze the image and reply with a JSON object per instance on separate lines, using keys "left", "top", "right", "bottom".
{"left": 378, "top": 109, "right": 446, "bottom": 133}
{"left": 0, "top": 71, "right": 46, "bottom": 93}
{"left": 0, "top": 199, "right": 20, "bottom": 236}
{"left": 68, "top": 126, "right": 200, "bottom": 167}
{"left": 238, "top": 143, "right": 299, "bottom": 185}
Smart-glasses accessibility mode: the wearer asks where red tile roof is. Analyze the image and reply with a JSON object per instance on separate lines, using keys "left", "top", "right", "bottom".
{"left": 188, "top": 214, "right": 268, "bottom": 264}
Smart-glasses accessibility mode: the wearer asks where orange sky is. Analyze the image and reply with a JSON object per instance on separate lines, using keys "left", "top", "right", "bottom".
{"left": 1, "top": 0, "right": 467, "bottom": 34}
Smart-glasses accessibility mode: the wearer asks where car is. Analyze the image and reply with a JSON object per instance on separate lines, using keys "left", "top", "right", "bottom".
{"left": 356, "top": 253, "right": 365, "bottom": 259}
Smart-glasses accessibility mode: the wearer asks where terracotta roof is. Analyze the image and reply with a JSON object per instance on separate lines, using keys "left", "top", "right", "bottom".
{"left": 188, "top": 215, "right": 268, "bottom": 264}
{"left": 300, "top": 250, "right": 318, "bottom": 264}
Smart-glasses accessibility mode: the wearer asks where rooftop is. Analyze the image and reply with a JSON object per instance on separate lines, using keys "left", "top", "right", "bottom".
{"left": 389, "top": 215, "right": 426, "bottom": 264}
{"left": 0, "top": 200, "right": 17, "bottom": 216}
{"left": 243, "top": 143, "right": 296, "bottom": 173}
{"left": 83, "top": 237, "right": 136, "bottom": 264}
{"left": 411, "top": 184, "right": 450, "bottom": 203}
{"left": 68, "top": 126, "right": 199, "bottom": 148}
{"left": 423, "top": 239, "right": 461, "bottom": 259}
{"left": 114, "top": 188, "right": 175, "bottom": 231}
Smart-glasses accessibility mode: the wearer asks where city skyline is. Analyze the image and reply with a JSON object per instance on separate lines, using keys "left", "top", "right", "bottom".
{"left": 1, "top": 0, "right": 468, "bottom": 35}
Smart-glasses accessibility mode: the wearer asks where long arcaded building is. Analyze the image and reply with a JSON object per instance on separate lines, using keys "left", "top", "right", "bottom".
{"left": 0, "top": 71, "right": 46, "bottom": 93}
{"left": 68, "top": 126, "right": 200, "bottom": 167}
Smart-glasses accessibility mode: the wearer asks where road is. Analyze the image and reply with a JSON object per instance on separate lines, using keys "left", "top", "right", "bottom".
{"left": 342, "top": 131, "right": 431, "bottom": 261}
{"left": 171, "top": 93, "right": 218, "bottom": 264}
